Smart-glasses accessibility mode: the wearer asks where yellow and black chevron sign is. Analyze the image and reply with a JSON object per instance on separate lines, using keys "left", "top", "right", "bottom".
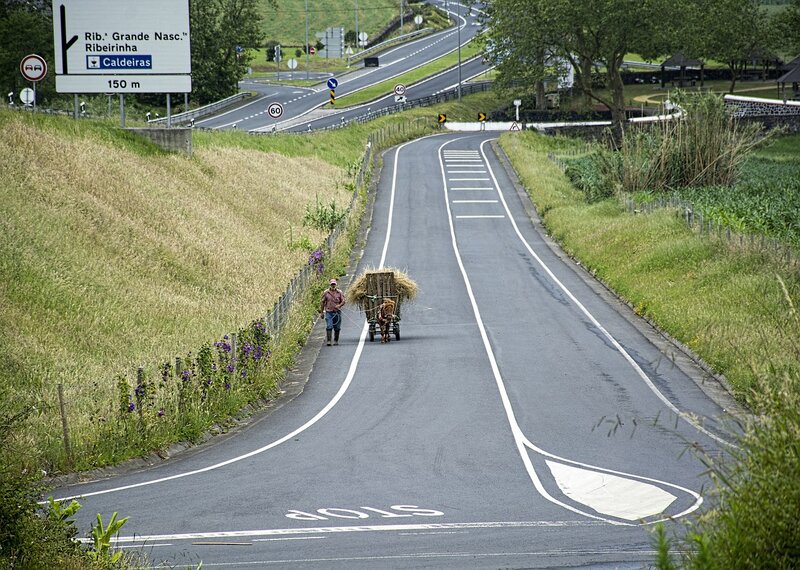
{"left": 330, "top": 89, "right": 335, "bottom": 105}
{"left": 478, "top": 112, "right": 487, "bottom": 122}
{"left": 438, "top": 113, "right": 447, "bottom": 124}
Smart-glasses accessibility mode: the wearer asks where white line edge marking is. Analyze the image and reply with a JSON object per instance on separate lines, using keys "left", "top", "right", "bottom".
{"left": 477, "top": 139, "right": 731, "bottom": 452}
{"left": 439, "top": 138, "right": 706, "bottom": 525}
{"left": 475, "top": 138, "right": 709, "bottom": 521}
{"left": 52, "top": 138, "right": 421, "bottom": 504}
{"left": 101, "top": 520, "right": 607, "bottom": 544}
{"left": 438, "top": 138, "right": 627, "bottom": 525}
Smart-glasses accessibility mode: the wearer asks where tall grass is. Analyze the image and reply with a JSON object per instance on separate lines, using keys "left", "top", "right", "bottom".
{"left": 655, "top": 280, "right": 800, "bottom": 569}
{"left": 0, "top": 110, "right": 350, "bottom": 471}
{"left": 598, "top": 92, "right": 765, "bottom": 194}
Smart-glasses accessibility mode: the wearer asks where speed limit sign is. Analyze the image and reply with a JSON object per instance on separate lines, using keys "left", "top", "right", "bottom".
{"left": 394, "top": 83, "right": 406, "bottom": 96}
{"left": 267, "top": 102, "right": 284, "bottom": 119}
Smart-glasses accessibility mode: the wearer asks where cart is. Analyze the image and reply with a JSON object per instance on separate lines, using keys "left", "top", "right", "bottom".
{"left": 363, "top": 271, "right": 401, "bottom": 342}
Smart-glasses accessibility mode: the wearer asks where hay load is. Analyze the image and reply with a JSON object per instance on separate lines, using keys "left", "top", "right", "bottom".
{"left": 346, "top": 267, "right": 418, "bottom": 309}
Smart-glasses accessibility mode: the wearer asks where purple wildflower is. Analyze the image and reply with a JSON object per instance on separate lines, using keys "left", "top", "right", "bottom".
{"left": 157, "top": 408, "right": 165, "bottom": 417}
{"left": 224, "top": 382, "right": 231, "bottom": 391}
{"left": 225, "top": 363, "right": 235, "bottom": 374}
{"left": 128, "top": 402, "right": 135, "bottom": 412}
{"left": 181, "top": 369, "right": 191, "bottom": 381}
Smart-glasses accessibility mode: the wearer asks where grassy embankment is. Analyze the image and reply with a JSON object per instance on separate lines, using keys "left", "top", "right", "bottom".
{"left": 0, "top": 90, "right": 499, "bottom": 474}
{"left": 499, "top": 131, "right": 800, "bottom": 401}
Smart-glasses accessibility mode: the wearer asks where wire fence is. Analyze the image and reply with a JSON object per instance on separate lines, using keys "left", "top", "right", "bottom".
{"left": 49, "top": 119, "right": 415, "bottom": 470}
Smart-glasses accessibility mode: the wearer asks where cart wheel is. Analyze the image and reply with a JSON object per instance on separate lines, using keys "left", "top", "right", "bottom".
{"left": 394, "top": 323, "right": 400, "bottom": 341}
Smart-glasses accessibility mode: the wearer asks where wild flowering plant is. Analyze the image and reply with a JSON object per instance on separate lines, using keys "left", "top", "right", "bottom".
{"left": 308, "top": 248, "right": 325, "bottom": 275}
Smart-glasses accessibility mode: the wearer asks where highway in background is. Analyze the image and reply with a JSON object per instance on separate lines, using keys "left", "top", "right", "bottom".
{"left": 55, "top": 132, "right": 740, "bottom": 569}
{"left": 194, "top": 1, "right": 485, "bottom": 133}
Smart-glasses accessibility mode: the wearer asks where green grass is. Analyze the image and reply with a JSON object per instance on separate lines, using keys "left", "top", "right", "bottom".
{"left": 500, "top": 131, "right": 800, "bottom": 402}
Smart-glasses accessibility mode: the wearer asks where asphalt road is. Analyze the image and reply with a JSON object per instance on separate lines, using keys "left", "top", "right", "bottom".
{"left": 193, "top": 1, "right": 484, "bottom": 133}
{"left": 55, "top": 132, "right": 741, "bottom": 569}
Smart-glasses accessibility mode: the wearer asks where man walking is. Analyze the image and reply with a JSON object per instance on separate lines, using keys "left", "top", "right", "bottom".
{"left": 320, "top": 279, "right": 345, "bottom": 346}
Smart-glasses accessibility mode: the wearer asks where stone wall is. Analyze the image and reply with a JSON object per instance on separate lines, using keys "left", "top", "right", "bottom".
{"left": 126, "top": 127, "right": 192, "bottom": 155}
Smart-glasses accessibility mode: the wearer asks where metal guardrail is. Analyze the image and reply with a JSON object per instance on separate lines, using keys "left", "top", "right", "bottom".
{"left": 346, "top": 28, "right": 431, "bottom": 66}
{"left": 148, "top": 92, "right": 252, "bottom": 126}
{"left": 308, "top": 81, "right": 494, "bottom": 133}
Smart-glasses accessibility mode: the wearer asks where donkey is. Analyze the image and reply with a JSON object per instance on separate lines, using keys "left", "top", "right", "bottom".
{"left": 377, "top": 298, "right": 396, "bottom": 343}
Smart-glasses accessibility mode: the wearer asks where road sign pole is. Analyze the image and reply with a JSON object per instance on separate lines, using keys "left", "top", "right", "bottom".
{"left": 166, "top": 93, "right": 172, "bottom": 128}
{"left": 32, "top": 82, "right": 37, "bottom": 112}
{"left": 305, "top": 0, "right": 310, "bottom": 80}
{"left": 457, "top": 1, "right": 462, "bottom": 100}
{"left": 120, "top": 93, "right": 125, "bottom": 128}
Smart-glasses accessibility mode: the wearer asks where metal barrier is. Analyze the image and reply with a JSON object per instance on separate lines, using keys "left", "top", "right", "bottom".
{"left": 148, "top": 92, "right": 252, "bottom": 126}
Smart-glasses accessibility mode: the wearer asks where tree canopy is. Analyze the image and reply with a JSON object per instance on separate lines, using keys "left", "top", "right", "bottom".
{"left": 189, "top": 0, "right": 265, "bottom": 104}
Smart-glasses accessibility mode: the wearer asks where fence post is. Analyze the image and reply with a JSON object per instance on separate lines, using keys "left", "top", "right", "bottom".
{"left": 57, "top": 383, "right": 73, "bottom": 468}
{"left": 136, "top": 367, "right": 145, "bottom": 428}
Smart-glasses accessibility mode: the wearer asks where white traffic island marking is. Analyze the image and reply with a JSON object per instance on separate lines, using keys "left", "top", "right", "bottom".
{"left": 546, "top": 460, "right": 677, "bottom": 521}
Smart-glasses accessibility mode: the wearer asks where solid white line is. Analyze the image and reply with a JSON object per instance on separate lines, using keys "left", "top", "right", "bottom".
{"left": 448, "top": 178, "right": 490, "bottom": 181}
{"left": 475, "top": 139, "right": 708, "bottom": 523}
{"left": 52, "top": 139, "right": 423, "bottom": 504}
{"left": 477, "top": 139, "right": 730, "bottom": 453}
{"left": 455, "top": 215, "right": 505, "bottom": 219}
{"left": 448, "top": 170, "right": 487, "bottom": 174}
{"left": 115, "top": 543, "right": 173, "bottom": 549}
{"left": 450, "top": 187, "right": 493, "bottom": 191}
{"left": 452, "top": 200, "right": 498, "bottom": 203}
{"left": 438, "top": 139, "right": 627, "bottom": 526}
{"left": 253, "top": 537, "right": 327, "bottom": 542}
{"left": 102, "top": 520, "right": 605, "bottom": 544}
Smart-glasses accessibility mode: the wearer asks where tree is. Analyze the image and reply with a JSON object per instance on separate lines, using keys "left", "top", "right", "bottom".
{"left": 692, "top": 0, "right": 775, "bottom": 93}
{"left": 483, "top": 0, "right": 682, "bottom": 140}
{"left": 189, "top": 0, "right": 265, "bottom": 104}
{"left": 775, "top": 0, "right": 800, "bottom": 56}
{"left": 0, "top": 2, "right": 55, "bottom": 105}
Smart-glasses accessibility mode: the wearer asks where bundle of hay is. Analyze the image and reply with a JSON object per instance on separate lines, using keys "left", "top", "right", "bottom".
{"left": 346, "top": 267, "right": 418, "bottom": 309}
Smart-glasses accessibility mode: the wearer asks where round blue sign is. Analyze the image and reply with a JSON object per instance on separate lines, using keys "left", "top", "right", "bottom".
{"left": 326, "top": 77, "right": 339, "bottom": 90}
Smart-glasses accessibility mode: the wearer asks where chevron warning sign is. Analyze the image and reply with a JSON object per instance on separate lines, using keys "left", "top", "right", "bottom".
{"left": 478, "top": 112, "right": 487, "bottom": 122}
{"left": 330, "top": 89, "right": 335, "bottom": 105}
{"left": 438, "top": 113, "right": 447, "bottom": 124}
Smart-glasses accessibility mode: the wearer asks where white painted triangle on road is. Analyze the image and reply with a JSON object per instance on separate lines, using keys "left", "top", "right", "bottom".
{"left": 546, "top": 460, "right": 677, "bottom": 521}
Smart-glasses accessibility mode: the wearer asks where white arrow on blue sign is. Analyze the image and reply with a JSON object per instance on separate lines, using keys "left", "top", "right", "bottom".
{"left": 326, "top": 77, "right": 338, "bottom": 90}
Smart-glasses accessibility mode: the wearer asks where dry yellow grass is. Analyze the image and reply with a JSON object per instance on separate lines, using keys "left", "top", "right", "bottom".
{"left": 0, "top": 115, "right": 351, "bottom": 444}
{"left": 346, "top": 267, "right": 419, "bottom": 308}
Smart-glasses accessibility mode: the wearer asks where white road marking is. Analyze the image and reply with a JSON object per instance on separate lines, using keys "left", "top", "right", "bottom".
{"left": 455, "top": 215, "right": 505, "bottom": 219}
{"left": 448, "top": 177, "right": 490, "bottom": 181}
{"left": 547, "top": 460, "right": 677, "bottom": 521}
{"left": 50, "top": 139, "right": 422, "bottom": 504}
{"left": 450, "top": 187, "right": 493, "bottom": 191}
{"left": 439, "top": 139, "right": 705, "bottom": 525}
{"left": 452, "top": 200, "right": 498, "bottom": 203}
{"left": 115, "top": 543, "right": 173, "bottom": 549}
{"left": 100, "top": 520, "right": 606, "bottom": 544}
{"left": 448, "top": 170, "right": 487, "bottom": 174}
{"left": 253, "top": 537, "right": 327, "bottom": 542}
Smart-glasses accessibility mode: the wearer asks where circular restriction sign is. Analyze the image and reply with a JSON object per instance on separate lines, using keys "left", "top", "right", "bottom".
{"left": 394, "top": 83, "right": 406, "bottom": 96}
{"left": 287, "top": 58, "right": 298, "bottom": 70}
{"left": 414, "top": 15, "right": 423, "bottom": 25}
{"left": 19, "top": 88, "right": 35, "bottom": 106}
{"left": 326, "top": 77, "right": 339, "bottom": 90}
{"left": 20, "top": 54, "right": 47, "bottom": 82}
{"left": 268, "top": 102, "right": 284, "bottom": 119}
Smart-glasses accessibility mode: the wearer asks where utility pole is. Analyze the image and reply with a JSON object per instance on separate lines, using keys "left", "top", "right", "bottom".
{"left": 305, "top": 0, "right": 310, "bottom": 80}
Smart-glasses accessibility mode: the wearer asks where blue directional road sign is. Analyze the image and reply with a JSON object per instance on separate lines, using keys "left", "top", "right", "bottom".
{"left": 326, "top": 77, "right": 339, "bottom": 90}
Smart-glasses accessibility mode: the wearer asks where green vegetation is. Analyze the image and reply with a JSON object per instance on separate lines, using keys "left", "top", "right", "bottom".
{"left": 501, "top": 127, "right": 800, "bottom": 568}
